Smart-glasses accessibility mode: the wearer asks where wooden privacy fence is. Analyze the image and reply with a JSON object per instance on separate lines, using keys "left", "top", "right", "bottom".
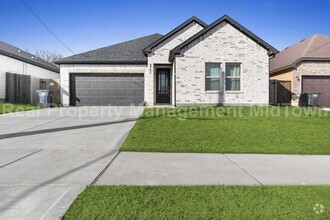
{"left": 5, "top": 72, "right": 60, "bottom": 105}
{"left": 269, "top": 80, "right": 277, "bottom": 105}
{"left": 269, "top": 80, "right": 292, "bottom": 106}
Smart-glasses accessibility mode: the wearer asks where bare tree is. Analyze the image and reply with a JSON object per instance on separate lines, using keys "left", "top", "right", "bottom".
{"left": 35, "top": 50, "right": 63, "bottom": 63}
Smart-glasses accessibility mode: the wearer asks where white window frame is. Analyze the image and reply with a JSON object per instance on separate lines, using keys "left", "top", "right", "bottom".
{"left": 205, "top": 63, "right": 221, "bottom": 92}
{"left": 225, "top": 63, "right": 241, "bottom": 92}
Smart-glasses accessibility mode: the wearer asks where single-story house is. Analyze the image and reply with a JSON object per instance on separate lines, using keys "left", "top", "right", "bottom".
{"left": 55, "top": 15, "right": 278, "bottom": 107}
{"left": 0, "top": 41, "right": 60, "bottom": 101}
{"left": 270, "top": 34, "right": 330, "bottom": 107}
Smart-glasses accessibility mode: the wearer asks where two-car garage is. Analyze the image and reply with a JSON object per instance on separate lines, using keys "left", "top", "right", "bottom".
{"left": 55, "top": 33, "right": 163, "bottom": 107}
{"left": 69, "top": 74, "right": 144, "bottom": 106}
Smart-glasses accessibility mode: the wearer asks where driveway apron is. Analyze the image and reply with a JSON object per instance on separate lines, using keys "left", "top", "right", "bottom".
{"left": 0, "top": 106, "right": 143, "bottom": 220}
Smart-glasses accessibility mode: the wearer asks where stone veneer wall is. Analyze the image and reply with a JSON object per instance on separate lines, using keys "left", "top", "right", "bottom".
{"left": 60, "top": 64, "right": 146, "bottom": 106}
{"left": 175, "top": 22, "right": 269, "bottom": 105}
{"left": 144, "top": 22, "right": 204, "bottom": 105}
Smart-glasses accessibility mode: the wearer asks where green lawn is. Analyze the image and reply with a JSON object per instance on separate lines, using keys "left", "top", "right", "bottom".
{"left": 63, "top": 186, "right": 330, "bottom": 219}
{"left": 121, "top": 106, "right": 330, "bottom": 154}
{"left": 0, "top": 103, "right": 39, "bottom": 114}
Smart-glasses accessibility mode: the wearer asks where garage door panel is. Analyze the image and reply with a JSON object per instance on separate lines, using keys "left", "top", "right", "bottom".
{"left": 90, "top": 91, "right": 100, "bottom": 97}
{"left": 81, "top": 99, "right": 92, "bottom": 105}
{"left": 82, "top": 82, "right": 91, "bottom": 89}
{"left": 127, "top": 82, "right": 135, "bottom": 88}
{"left": 109, "top": 90, "right": 118, "bottom": 96}
{"left": 82, "top": 91, "right": 91, "bottom": 96}
{"left": 136, "top": 82, "right": 144, "bottom": 89}
{"left": 109, "top": 82, "right": 117, "bottom": 88}
{"left": 302, "top": 76, "right": 330, "bottom": 107}
{"left": 70, "top": 74, "right": 144, "bottom": 106}
{"left": 136, "top": 90, "right": 144, "bottom": 96}
{"left": 117, "top": 99, "right": 127, "bottom": 105}
{"left": 127, "top": 90, "right": 136, "bottom": 96}
{"left": 118, "top": 90, "right": 127, "bottom": 97}
{"left": 118, "top": 82, "right": 126, "bottom": 88}
{"left": 99, "top": 82, "right": 108, "bottom": 89}
{"left": 109, "top": 100, "right": 118, "bottom": 106}
{"left": 91, "top": 82, "right": 100, "bottom": 88}
{"left": 99, "top": 90, "right": 109, "bottom": 97}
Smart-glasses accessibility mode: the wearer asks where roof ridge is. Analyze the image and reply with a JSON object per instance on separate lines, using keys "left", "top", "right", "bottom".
{"left": 301, "top": 34, "right": 317, "bottom": 57}
{"left": 93, "top": 33, "right": 162, "bottom": 50}
{"left": 305, "top": 41, "right": 330, "bottom": 57}
{"left": 59, "top": 33, "right": 162, "bottom": 61}
{"left": 55, "top": 33, "right": 163, "bottom": 64}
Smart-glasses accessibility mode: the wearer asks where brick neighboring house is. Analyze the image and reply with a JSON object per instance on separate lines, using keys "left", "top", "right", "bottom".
{"left": 55, "top": 15, "right": 278, "bottom": 107}
{"left": 270, "top": 34, "right": 330, "bottom": 107}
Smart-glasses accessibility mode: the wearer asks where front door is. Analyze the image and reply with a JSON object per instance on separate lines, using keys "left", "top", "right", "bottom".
{"left": 156, "top": 68, "right": 171, "bottom": 104}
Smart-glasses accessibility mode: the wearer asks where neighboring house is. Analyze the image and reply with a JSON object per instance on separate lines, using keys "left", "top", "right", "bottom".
{"left": 270, "top": 34, "right": 330, "bottom": 107}
{"left": 56, "top": 15, "right": 278, "bottom": 107}
{"left": 0, "top": 41, "right": 60, "bottom": 101}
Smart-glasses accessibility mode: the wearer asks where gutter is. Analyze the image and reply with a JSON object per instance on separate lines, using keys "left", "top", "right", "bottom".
{"left": 270, "top": 57, "right": 330, "bottom": 74}
{"left": 55, "top": 60, "right": 148, "bottom": 65}
{"left": 173, "top": 59, "right": 177, "bottom": 107}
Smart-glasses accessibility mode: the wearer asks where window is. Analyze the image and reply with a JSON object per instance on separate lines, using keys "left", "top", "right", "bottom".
{"left": 205, "top": 63, "right": 221, "bottom": 91}
{"left": 226, "top": 64, "right": 241, "bottom": 91}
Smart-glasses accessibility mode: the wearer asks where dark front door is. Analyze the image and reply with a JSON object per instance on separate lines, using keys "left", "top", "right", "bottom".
{"left": 156, "top": 68, "right": 171, "bottom": 104}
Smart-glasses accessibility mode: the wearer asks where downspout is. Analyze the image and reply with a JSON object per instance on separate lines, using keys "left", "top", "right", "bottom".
{"left": 173, "top": 58, "right": 177, "bottom": 107}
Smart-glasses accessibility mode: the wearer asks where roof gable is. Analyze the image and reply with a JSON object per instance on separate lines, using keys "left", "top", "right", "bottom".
{"left": 56, "top": 34, "right": 163, "bottom": 64}
{"left": 270, "top": 34, "right": 330, "bottom": 73}
{"left": 0, "top": 41, "right": 59, "bottom": 73}
{"left": 143, "top": 16, "right": 207, "bottom": 54}
{"left": 170, "top": 15, "right": 278, "bottom": 61}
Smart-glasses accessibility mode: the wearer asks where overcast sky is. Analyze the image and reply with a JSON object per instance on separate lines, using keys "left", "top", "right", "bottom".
{"left": 1, "top": 0, "right": 330, "bottom": 57}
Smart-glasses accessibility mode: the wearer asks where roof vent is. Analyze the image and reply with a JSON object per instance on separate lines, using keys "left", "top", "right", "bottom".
{"left": 18, "top": 50, "right": 21, "bottom": 53}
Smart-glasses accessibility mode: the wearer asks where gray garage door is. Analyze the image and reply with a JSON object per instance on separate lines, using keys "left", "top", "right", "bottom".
{"left": 70, "top": 74, "right": 144, "bottom": 106}
{"left": 302, "top": 76, "right": 330, "bottom": 107}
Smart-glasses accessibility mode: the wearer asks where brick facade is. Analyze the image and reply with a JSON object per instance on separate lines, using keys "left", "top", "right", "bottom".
{"left": 59, "top": 20, "right": 272, "bottom": 107}
{"left": 175, "top": 22, "right": 269, "bottom": 105}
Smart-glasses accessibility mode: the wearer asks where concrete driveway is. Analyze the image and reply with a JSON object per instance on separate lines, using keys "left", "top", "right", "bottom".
{"left": 0, "top": 106, "right": 143, "bottom": 220}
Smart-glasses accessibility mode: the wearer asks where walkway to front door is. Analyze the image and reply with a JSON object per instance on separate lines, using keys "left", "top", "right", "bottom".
{"left": 156, "top": 68, "right": 171, "bottom": 104}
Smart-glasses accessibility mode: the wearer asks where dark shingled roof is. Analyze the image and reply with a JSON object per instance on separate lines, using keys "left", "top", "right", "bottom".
{"left": 55, "top": 34, "right": 163, "bottom": 64}
{"left": 0, "top": 41, "right": 59, "bottom": 73}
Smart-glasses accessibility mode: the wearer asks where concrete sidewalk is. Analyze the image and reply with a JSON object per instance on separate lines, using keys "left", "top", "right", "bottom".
{"left": 96, "top": 152, "right": 330, "bottom": 186}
